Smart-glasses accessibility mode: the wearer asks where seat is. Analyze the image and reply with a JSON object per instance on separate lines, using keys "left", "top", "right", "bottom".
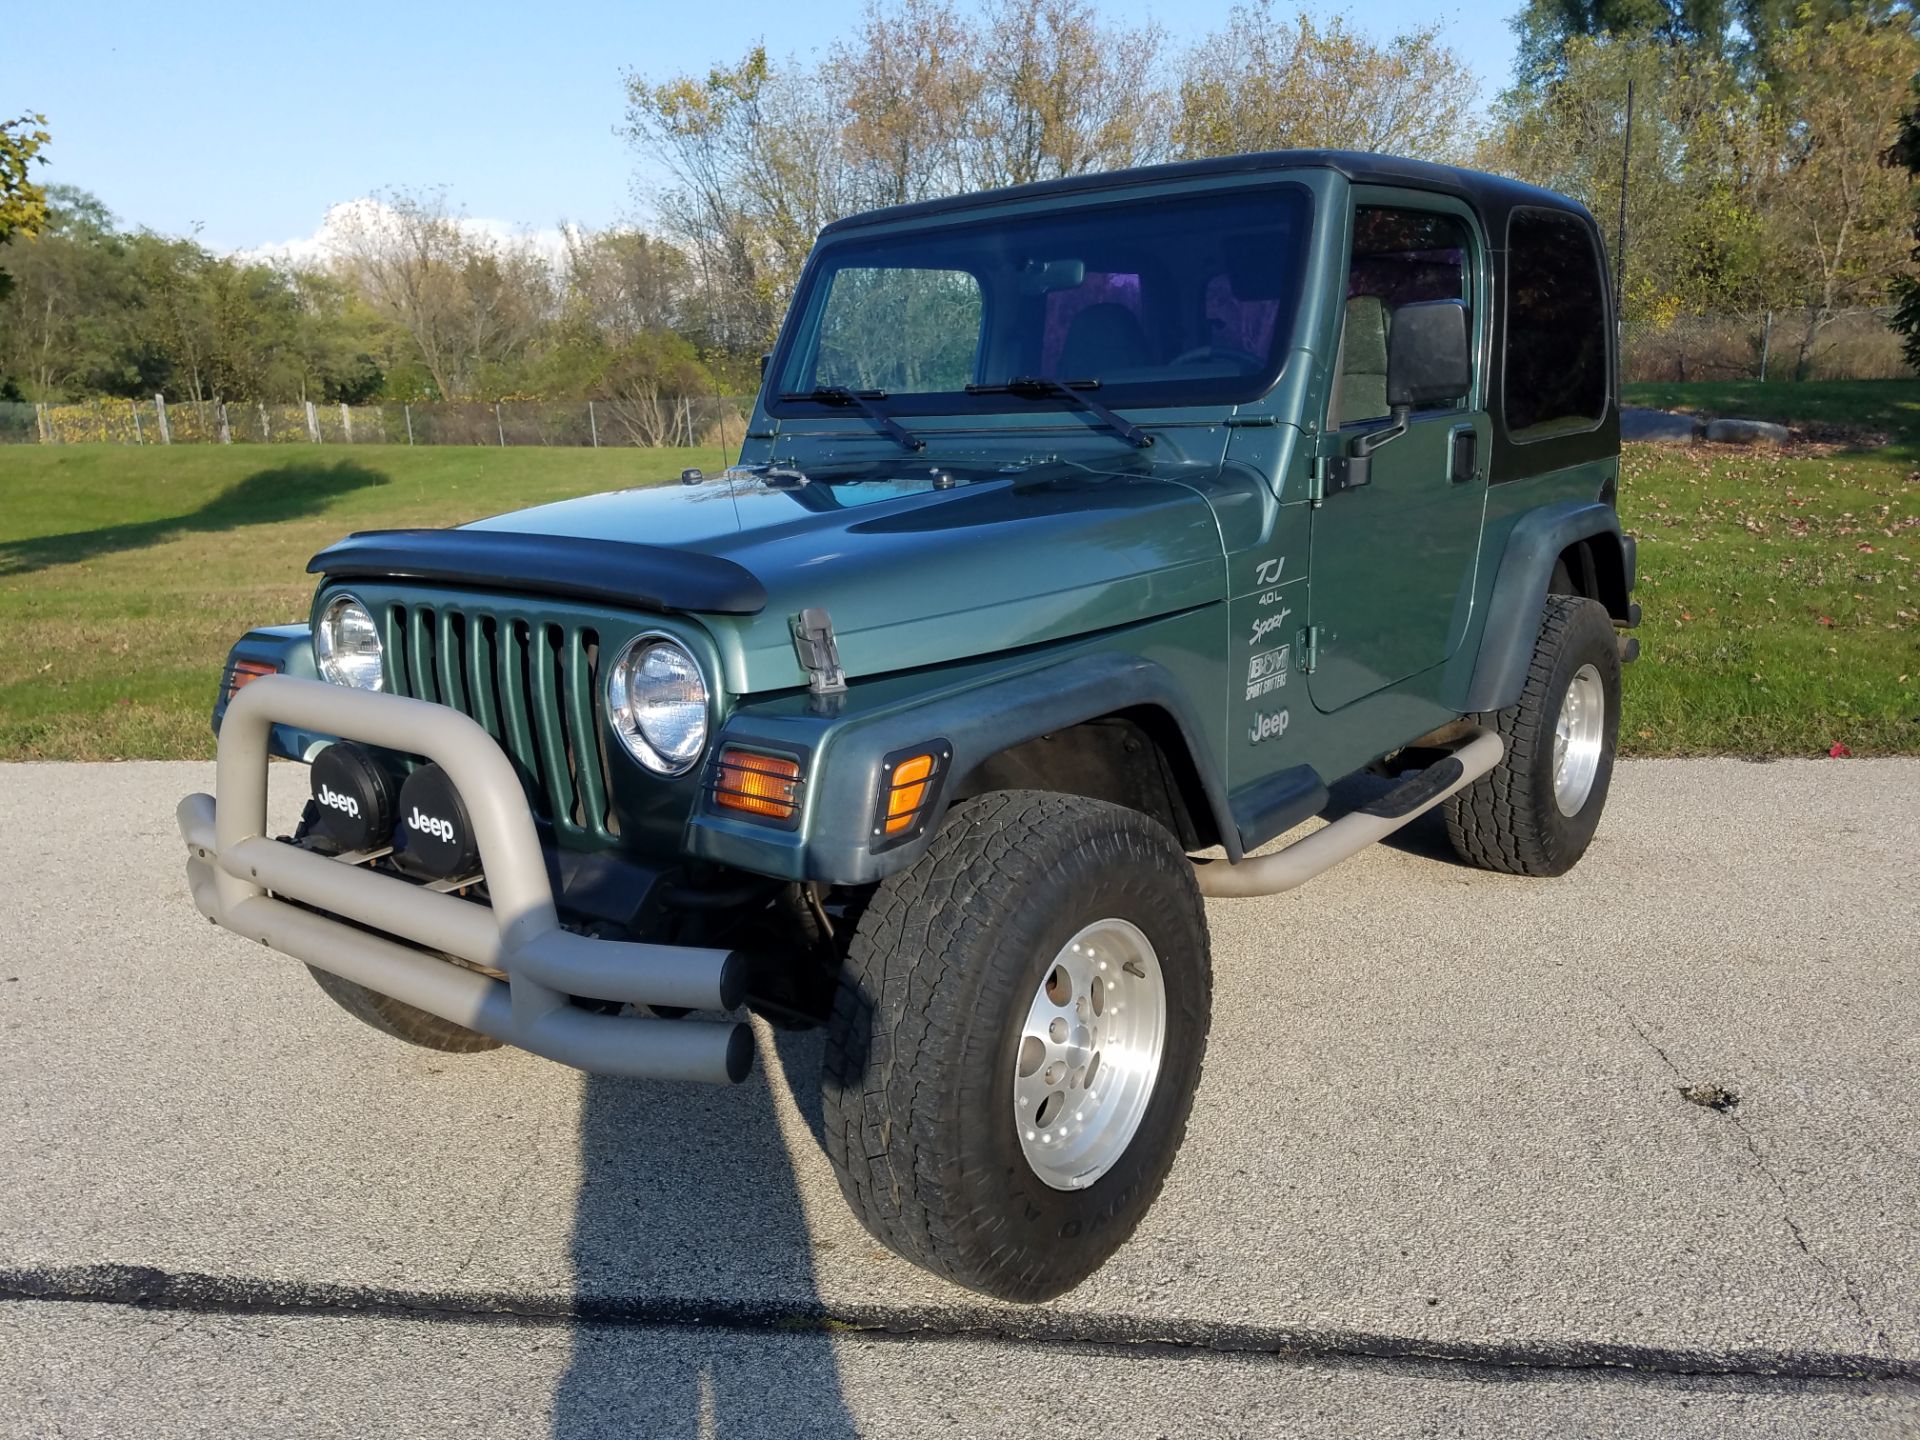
{"left": 1332, "top": 295, "right": 1391, "bottom": 427}
{"left": 1058, "top": 302, "right": 1153, "bottom": 377}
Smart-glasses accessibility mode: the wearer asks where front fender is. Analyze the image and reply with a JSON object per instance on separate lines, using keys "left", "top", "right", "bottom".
{"left": 684, "top": 647, "right": 1235, "bottom": 886}
{"left": 210, "top": 624, "right": 333, "bottom": 761}
{"left": 1452, "top": 501, "right": 1636, "bottom": 714}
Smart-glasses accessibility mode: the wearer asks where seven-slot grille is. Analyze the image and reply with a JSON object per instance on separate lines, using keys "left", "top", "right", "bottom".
{"left": 379, "top": 601, "right": 618, "bottom": 844}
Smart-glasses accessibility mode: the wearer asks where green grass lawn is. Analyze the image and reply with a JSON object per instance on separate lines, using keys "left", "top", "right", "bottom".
{"left": 1619, "top": 381, "right": 1917, "bottom": 756}
{"left": 0, "top": 444, "right": 714, "bottom": 760}
{"left": 0, "top": 391, "right": 1915, "bottom": 761}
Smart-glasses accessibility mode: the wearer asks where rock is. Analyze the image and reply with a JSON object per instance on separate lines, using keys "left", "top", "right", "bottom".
{"left": 1621, "top": 407, "right": 1703, "bottom": 443}
{"left": 1704, "top": 417, "right": 1791, "bottom": 446}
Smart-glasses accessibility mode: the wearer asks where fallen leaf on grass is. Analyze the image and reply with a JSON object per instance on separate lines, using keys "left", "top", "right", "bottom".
{"left": 1829, "top": 742, "right": 1853, "bottom": 758}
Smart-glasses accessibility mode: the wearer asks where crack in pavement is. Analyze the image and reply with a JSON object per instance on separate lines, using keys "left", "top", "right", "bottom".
{"left": 3, "top": 1263, "right": 1917, "bottom": 1389}
{"left": 1593, "top": 980, "right": 1891, "bottom": 1356}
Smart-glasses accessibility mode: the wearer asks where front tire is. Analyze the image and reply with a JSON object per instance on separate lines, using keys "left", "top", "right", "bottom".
{"left": 823, "top": 791, "right": 1212, "bottom": 1302}
{"left": 1446, "top": 594, "right": 1621, "bottom": 876}
{"left": 305, "top": 965, "right": 505, "bottom": 1053}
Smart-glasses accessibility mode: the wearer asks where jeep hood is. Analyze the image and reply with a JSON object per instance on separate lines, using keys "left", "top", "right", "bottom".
{"left": 439, "top": 460, "right": 1227, "bottom": 693}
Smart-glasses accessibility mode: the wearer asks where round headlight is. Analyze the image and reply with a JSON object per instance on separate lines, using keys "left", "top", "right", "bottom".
{"left": 606, "top": 636, "right": 709, "bottom": 776}
{"left": 315, "top": 595, "right": 385, "bottom": 691}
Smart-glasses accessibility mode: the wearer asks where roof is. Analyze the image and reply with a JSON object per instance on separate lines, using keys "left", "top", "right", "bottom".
{"left": 818, "top": 150, "right": 1593, "bottom": 238}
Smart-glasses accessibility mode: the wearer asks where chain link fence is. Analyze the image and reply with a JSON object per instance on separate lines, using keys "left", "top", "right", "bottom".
{"left": 0, "top": 396, "right": 754, "bottom": 448}
{"left": 5, "top": 314, "right": 1911, "bottom": 446}
{"left": 1621, "top": 307, "right": 1908, "bottom": 384}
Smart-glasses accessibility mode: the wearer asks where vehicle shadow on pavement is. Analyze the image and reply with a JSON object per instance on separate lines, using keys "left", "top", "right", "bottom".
{"left": 0, "top": 461, "right": 387, "bottom": 577}
{"left": 551, "top": 1027, "right": 861, "bottom": 1439}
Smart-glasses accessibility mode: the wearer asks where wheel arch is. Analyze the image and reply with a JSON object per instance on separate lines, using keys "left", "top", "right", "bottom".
{"left": 691, "top": 650, "right": 1240, "bottom": 887}
{"left": 1453, "top": 500, "right": 1636, "bottom": 715}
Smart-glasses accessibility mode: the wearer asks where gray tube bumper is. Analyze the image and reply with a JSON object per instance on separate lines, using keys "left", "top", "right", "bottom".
{"left": 179, "top": 674, "right": 752, "bottom": 1084}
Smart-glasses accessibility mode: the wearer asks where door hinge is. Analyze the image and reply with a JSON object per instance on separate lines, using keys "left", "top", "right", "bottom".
{"left": 1308, "top": 454, "right": 1370, "bottom": 506}
{"left": 1298, "top": 625, "right": 1322, "bottom": 674}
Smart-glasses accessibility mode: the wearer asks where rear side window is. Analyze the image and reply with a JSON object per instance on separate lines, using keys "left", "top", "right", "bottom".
{"left": 1504, "top": 210, "right": 1609, "bottom": 440}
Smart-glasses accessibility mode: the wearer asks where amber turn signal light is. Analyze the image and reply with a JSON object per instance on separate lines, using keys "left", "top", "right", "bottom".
{"left": 871, "top": 742, "right": 950, "bottom": 849}
{"left": 713, "top": 748, "right": 802, "bottom": 821}
{"left": 225, "top": 658, "right": 277, "bottom": 701}
{"left": 883, "top": 753, "right": 937, "bottom": 835}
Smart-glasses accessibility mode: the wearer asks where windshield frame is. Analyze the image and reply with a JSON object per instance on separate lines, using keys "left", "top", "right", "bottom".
{"left": 765, "top": 180, "right": 1316, "bottom": 419}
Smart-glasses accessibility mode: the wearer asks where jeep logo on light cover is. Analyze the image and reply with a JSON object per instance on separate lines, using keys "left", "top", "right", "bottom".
{"left": 316, "top": 784, "right": 360, "bottom": 819}
{"left": 407, "top": 807, "right": 456, "bottom": 845}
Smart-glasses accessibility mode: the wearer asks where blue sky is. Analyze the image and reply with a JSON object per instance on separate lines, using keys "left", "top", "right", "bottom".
{"left": 18, "top": 0, "right": 1523, "bottom": 253}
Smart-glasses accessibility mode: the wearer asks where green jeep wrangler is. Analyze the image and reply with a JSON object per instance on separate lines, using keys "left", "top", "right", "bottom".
{"left": 181, "top": 151, "right": 1638, "bottom": 1302}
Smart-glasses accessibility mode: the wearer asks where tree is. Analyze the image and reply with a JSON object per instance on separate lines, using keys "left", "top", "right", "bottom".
{"left": 1173, "top": 6, "right": 1481, "bottom": 163}
{"left": 0, "top": 188, "right": 143, "bottom": 401}
{"left": 968, "top": 0, "right": 1168, "bottom": 186}
{"left": 1754, "top": 14, "right": 1919, "bottom": 375}
{"left": 330, "top": 190, "right": 553, "bottom": 400}
{"left": 0, "top": 111, "right": 52, "bottom": 301}
{"left": 1482, "top": 36, "right": 1766, "bottom": 327}
{"left": 1885, "top": 77, "right": 1920, "bottom": 369}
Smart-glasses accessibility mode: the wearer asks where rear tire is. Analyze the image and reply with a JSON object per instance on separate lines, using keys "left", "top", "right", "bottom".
{"left": 823, "top": 791, "right": 1211, "bottom": 1302}
{"left": 1446, "top": 594, "right": 1620, "bottom": 876}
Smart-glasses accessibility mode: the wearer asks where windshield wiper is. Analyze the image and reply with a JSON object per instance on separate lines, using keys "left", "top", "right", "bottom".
{"left": 965, "top": 377, "right": 1154, "bottom": 449}
{"left": 777, "top": 386, "right": 924, "bottom": 453}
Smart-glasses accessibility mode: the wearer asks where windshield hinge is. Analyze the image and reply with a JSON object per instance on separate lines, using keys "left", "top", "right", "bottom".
{"left": 790, "top": 607, "right": 848, "bottom": 712}
{"left": 1225, "top": 414, "right": 1279, "bottom": 428}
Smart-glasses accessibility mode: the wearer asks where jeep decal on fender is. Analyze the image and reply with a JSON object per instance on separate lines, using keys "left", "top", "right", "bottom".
{"left": 1248, "top": 708, "right": 1290, "bottom": 744}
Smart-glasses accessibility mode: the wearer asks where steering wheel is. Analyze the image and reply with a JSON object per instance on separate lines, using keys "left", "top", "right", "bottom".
{"left": 1169, "top": 344, "right": 1264, "bottom": 369}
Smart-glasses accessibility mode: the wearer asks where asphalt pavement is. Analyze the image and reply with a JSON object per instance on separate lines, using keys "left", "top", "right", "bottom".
{"left": 2, "top": 757, "right": 1917, "bottom": 1437}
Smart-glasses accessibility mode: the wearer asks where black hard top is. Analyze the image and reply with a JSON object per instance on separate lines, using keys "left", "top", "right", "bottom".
{"left": 820, "top": 150, "right": 1594, "bottom": 238}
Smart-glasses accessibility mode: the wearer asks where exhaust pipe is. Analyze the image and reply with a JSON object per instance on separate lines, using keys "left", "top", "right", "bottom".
{"left": 1194, "top": 727, "right": 1503, "bottom": 899}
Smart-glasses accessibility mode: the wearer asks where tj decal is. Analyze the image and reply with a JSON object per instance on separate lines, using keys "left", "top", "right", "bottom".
{"left": 1252, "top": 556, "right": 1285, "bottom": 587}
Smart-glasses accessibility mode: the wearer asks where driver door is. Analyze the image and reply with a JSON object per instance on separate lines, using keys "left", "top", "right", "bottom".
{"left": 1307, "top": 198, "right": 1489, "bottom": 713}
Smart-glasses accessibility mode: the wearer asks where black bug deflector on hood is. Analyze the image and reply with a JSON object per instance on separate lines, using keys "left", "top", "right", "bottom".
{"left": 308, "top": 529, "right": 769, "bottom": 616}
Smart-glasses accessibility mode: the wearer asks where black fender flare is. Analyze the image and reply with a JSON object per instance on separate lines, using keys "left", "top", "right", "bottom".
{"left": 1453, "top": 500, "right": 1636, "bottom": 715}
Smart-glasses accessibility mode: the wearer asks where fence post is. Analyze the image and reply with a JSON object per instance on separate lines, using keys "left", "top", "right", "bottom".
{"left": 305, "top": 400, "right": 320, "bottom": 443}
{"left": 1758, "top": 310, "right": 1773, "bottom": 382}
{"left": 155, "top": 394, "right": 171, "bottom": 445}
{"left": 340, "top": 402, "right": 353, "bottom": 444}
{"left": 34, "top": 402, "right": 46, "bottom": 444}
{"left": 131, "top": 399, "right": 143, "bottom": 444}
{"left": 495, "top": 403, "right": 506, "bottom": 447}
{"left": 258, "top": 403, "right": 269, "bottom": 442}
{"left": 588, "top": 400, "right": 598, "bottom": 448}
{"left": 404, "top": 403, "right": 414, "bottom": 446}
{"left": 217, "top": 401, "right": 231, "bottom": 444}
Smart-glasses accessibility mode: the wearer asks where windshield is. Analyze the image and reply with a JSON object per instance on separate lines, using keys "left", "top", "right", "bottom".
{"left": 770, "top": 183, "right": 1314, "bottom": 416}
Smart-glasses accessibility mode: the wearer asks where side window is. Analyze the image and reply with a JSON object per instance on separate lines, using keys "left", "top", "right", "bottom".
{"left": 1505, "top": 210, "right": 1608, "bottom": 439}
{"left": 813, "top": 266, "right": 983, "bottom": 393}
{"left": 1333, "top": 207, "right": 1470, "bottom": 428}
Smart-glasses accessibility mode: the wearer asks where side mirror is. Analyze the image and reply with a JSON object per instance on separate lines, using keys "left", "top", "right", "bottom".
{"left": 1386, "top": 300, "right": 1470, "bottom": 411}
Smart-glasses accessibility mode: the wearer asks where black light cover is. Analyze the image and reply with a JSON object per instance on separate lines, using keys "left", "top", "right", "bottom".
{"left": 394, "top": 763, "right": 481, "bottom": 879}
{"left": 309, "top": 742, "right": 397, "bottom": 852}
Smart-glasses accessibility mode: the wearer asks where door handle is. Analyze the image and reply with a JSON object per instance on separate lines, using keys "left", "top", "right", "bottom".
{"left": 1448, "top": 424, "right": 1479, "bottom": 484}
